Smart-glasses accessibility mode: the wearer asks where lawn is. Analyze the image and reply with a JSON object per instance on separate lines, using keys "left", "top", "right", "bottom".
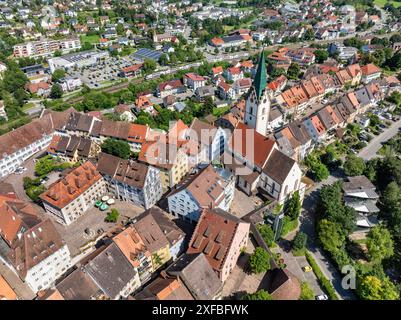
{"left": 212, "top": 106, "right": 230, "bottom": 117}
{"left": 80, "top": 34, "right": 100, "bottom": 44}
{"left": 374, "top": 0, "right": 401, "bottom": 7}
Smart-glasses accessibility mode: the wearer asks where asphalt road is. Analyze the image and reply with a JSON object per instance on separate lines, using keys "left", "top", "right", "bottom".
{"left": 300, "top": 172, "right": 356, "bottom": 300}
{"left": 358, "top": 118, "right": 401, "bottom": 160}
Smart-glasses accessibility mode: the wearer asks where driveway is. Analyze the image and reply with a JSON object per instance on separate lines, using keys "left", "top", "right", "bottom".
{"left": 272, "top": 241, "right": 324, "bottom": 297}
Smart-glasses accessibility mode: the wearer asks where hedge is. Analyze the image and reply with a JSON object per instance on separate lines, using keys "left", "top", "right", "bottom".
{"left": 305, "top": 251, "right": 339, "bottom": 300}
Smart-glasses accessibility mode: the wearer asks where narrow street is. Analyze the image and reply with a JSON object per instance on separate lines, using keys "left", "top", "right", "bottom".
{"left": 299, "top": 173, "right": 356, "bottom": 300}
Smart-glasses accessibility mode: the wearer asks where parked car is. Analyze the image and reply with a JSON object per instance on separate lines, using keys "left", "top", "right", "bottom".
{"left": 302, "top": 266, "right": 312, "bottom": 272}
{"left": 315, "top": 294, "right": 329, "bottom": 300}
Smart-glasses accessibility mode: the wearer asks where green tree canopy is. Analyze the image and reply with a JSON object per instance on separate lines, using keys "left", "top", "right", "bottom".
{"left": 318, "top": 219, "right": 346, "bottom": 253}
{"left": 249, "top": 247, "right": 271, "bottom": 274}
{"left": 292, "top": 231, "right": 308, "bottom": 251}
{"left": 366, "top": 226, "right": 394, "bottom": 263}
{"left": 241, "top": 289, "right": 273, "bottom": 300}
{"left": 143, "top": 59, "right": 157, "bottom": 73}
{"left": 314, "top": 49, "right": 329, "bottom": 64}
{"left": 50, "top": 84, "right": 63, "bottom": 99}
{"left": 105, "top": 208, "right": 120, "bottom": 223}
{"left": 343, "top": 154, "right": 366, "bottom": 176}
{"left": 357, "top": 275, "right": 399, "bottom": 300}
{"left": 52, "top": 69, "right": 66, "bottom": 82}
{"left": 287, "top": 62, "right": 301, "bottom": 80}
{"left": 258, "top": 224, "right": 275, "bottom": 247}
{"left": 285, "top": 191, "right": 301, "bottom": 220}
{"left": 101, "top": 138, "right": 131, "bottom": 159}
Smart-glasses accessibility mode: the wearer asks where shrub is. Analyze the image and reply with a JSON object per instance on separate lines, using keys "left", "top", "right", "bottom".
{"left": 292, "top": 231, "right": 308, "bottom": 251}
{"left": 105, "top": 209, "right": 120, "bottom": 223}
{"left": 300, "top": 282, "right": 314, "bottom": 300}
{"left": 257, "top": 224, "right": 275, "bottom": 247}
{"left": 305, "top": 251, "right": 338, "bottom": 300}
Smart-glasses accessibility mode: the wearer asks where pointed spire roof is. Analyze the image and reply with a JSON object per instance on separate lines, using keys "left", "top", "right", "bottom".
{"left": 253, "top": 50, "right": 267, "bottom": 99}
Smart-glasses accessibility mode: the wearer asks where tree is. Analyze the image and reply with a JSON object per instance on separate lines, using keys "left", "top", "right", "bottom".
{"left": 386, "top": 51, "right": 401, "bottom": 71}
{"left": 241, "top": 289, "right": 273, "bottom": 300}
{"left": 105, "top": 209, "right": 119, "bottom": 223}
{"left": 143, "top": 59, "right": 157, "bottom": 73}
{"left": 318, "top": 219, "right": 345, "bottom": 254}
{"left": 314, "top": 49, "right": 329, "bottom": 64}
{"left": 101, "top": 138, "right": 131, "bottom": 159}
{"left": 249, "top": 247, "right": 271, "bottom": 274}
{"left": 357, "top": 275, "right": 399, "bottom": 300}
{"left": 287, "top": 62, "right": 301, "bottom": 80}
{"left": 318, "top": 182, "right": 356, "bottom": 235}
{"left": 258, "top": 224, "right": 275, "bottom": 247}
{"left": 305, "top": 155, "right": 329, "bottom": 182}
{"left": 52, "top": 69, "right": 66, "bottom": 82}
{"left": 50, "top": 84, "right": 63, "bottom": 99}
{"left": 292, "top": 231, "right": 308, "bottom": 251}
{"left": 343, "top": 154, "right": 366, "bottom": 176}
{"left": 159, "top": 53, "right": 169, "bottom": 66}
{"left": 285, "top": 191, "right": 301, "bottom": 220}
{"left": 35, "top": 155, "right": 56, "bottom": 176}
{"left": 366, "top": 226, "right": 394, "bottom": 263}
{"left": 390, "top": 33, "right": 401, "bottom": 44}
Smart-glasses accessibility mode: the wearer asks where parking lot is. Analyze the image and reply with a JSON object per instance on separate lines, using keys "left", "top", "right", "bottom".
{"left": 67, "top": 55, "right": 140, "bottom": 89}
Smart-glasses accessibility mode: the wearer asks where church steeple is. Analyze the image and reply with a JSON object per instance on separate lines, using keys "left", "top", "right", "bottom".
{"left": 253, "top": 50, "right": 267, "bottom": 99}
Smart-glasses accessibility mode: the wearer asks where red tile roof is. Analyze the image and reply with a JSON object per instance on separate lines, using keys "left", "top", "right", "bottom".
{"left": 40, "top": 161, "right": 102, "bottom": 209}
{"left": 361, "top": 63, "right": 381, "bottom": 75}
{"left": 228, "top": 122, "right": 276, "bottom": 168}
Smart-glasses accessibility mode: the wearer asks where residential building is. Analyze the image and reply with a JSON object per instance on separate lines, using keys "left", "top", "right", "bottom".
{"left": 13, "top": 38, "right": 81, "bottom": 58}
{"left": 47, "top": 135, "right": 100, "bottom": 163}
{"left": 361, "top": 63, "right": 381, "bottom": 84}
{"left": 187, "top": 208, "right": 249, "bottom": 282}
{"left": 133, "top": 276, "right": 193, "bottom": 300}
{"left": 132, "top": 210, "right": 172, "bottom": 271}
{"left": 113, "top": 226, "right": 153, "bottom": 284}
{"left": 83, "top": 242, "right": 141, "bottom": 300}
{"left": 183, "top": 73, "right": 206, "bottom": 91}
{"left": 55, "top": 269, "right": 102, "bottom": 300}
{"left": 187, "top": 118, "right": 228, "bottom": 162}
{"left": 342, "top": 175, "right": 380, "bottom": 230}
{"left": 167, "top": 165, "right": 235, "bottom": 223}
{"left": 40, "top": 161, "right": 107, "bottom": 225}
{"left": 96, "top": 153, "right": 163, "bottom": 210}
{"left": 165, "top": 253, "right": 223, "bottom": 300}
{"left": 303, "top": 115, "right": 327, "bottom": 143}
{"left": 157, "top": 79, "right": 186, "bottom": 98}
{"left": 0, "top": 100, "right": 7, "bottom": 121}
{"left": 149, "top": 207, "right": 185, "bottom": 261}
{"left": 7, "top": 219, "right": 71, "bottom": 293}
{"left": 0, "top": 109, "right": 75, "bottom": 178}
{"left": 138, "top": 141, "right": 190, "bottom": 190}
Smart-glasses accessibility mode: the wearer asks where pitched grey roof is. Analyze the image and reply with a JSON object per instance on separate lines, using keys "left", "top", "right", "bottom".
{"left": 56, "top": 269, "right": 101, "bottom": 300}
{"left": 166, "top": 253, "right": 222, "bottom": 300}
{"left": 263, "top": 149, "right": 296, "bottom": 184}
{"left": 84, "top": 243, "right": 137, "bottom": 299}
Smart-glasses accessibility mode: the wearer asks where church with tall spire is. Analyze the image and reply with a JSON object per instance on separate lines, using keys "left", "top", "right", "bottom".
{"left": 244, "top": 50, "right": 271, "bottom": 137}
